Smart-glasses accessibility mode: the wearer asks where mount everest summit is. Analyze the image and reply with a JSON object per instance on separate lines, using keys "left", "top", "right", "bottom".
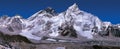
{"left": 0, "top": 4, "right": 120, "bottom": 43}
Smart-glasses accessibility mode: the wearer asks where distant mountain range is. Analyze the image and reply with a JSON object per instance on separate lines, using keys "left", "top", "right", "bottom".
{"left": 0, "top": 3, "right": 120, "bottom": 43}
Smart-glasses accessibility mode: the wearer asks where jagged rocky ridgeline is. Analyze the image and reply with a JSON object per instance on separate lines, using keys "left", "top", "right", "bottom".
{"left": 0, "top": 3, "right": 120, "bottom": 43}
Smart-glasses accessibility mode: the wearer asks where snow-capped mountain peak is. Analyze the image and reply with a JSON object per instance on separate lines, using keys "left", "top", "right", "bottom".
{"left": 67, "top": 3, "right": 79, "bottom": 11}
{"left": 0, "top": 3, "right": 116, "bottom": 43}
{"left": 44, "top": 7, "right": 56, "bottom": 15}
{"left": 28, "top": 7, "right": 56, "bottom": 21}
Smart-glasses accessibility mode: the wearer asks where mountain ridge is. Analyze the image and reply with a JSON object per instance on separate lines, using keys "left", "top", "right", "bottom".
{"left": 0, "top": 3, "right": 120, "bottom": 43}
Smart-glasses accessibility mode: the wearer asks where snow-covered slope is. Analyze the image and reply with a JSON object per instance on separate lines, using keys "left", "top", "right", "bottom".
{"left": 0, "top": 3, "right": 115, "bottom": 43}
{"left": 0, "top": 15, "right": 25, "bottom": 35}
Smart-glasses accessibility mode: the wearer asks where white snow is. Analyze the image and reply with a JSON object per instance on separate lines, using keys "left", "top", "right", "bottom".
{"left": 14, "top": 15, "right": 21, "bottom": 18}
{"left": 0, "top": 3, "right": 115, "bottom": 43}
{"left": 0, "top": 25, "right": 7, "bottom": 27}
{"left": 20, "top": 30, "right": 42, "bottom": 40}
{"left": 102, "top": 22, "right": 111, "bottom": 30}
{"left": 20, "top": 3, "right": 103, "bottom": 39}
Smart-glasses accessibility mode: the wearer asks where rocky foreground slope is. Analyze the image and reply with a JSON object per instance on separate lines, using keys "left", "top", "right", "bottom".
{"left": 0, "top": 4, "right": 120, "bottom": 49}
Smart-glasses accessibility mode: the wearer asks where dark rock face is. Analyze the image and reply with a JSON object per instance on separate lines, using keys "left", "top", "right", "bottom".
{"left": 97, "top": 26, "right": 120, "bottom": 37}
{"left": 0, "top": 32, "right": 32, "bottom": 49}
{"left": 58, "top": 25, "right": 77, "bottom": 38}
{"left": 44, "top": 7, "right": 56, "bottom": 15}
{"left": 0, "top": 32, "right": 31, "bottom": 43}
{"left": 111, "top": 28, "right": 120, "bottom": 37}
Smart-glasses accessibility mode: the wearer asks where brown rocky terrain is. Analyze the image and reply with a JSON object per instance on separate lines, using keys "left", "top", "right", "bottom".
{"left": 0, "top": 32, "right": 120, "bottom": 49}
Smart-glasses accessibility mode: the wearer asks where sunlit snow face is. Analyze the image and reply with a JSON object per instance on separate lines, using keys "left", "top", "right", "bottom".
{"left": 21, "top": 3, "right": 97, "bottom": 40}
{"left": 73, "top": 20, "right": 93, "bottom": 39}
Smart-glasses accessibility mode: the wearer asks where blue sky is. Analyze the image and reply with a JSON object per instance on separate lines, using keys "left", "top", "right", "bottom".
{"left": 0, "top": 0, "right": 120, "bottom": 24}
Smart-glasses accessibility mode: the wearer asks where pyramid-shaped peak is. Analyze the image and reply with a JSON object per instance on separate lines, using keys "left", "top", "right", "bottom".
{"left": 37, "top": 7, "right": 56, "bottom": 15}
{"left": 71, "top": 3, "right": 78, "bottom": 7}
{"left": 68, "top": 3, "right": 79, "bottom": 10}
{"left": 44, "top": 7, "right": 55, "bottom": 13}
{"left": 45, "top": 7, "right": 54, "bottom": 11}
